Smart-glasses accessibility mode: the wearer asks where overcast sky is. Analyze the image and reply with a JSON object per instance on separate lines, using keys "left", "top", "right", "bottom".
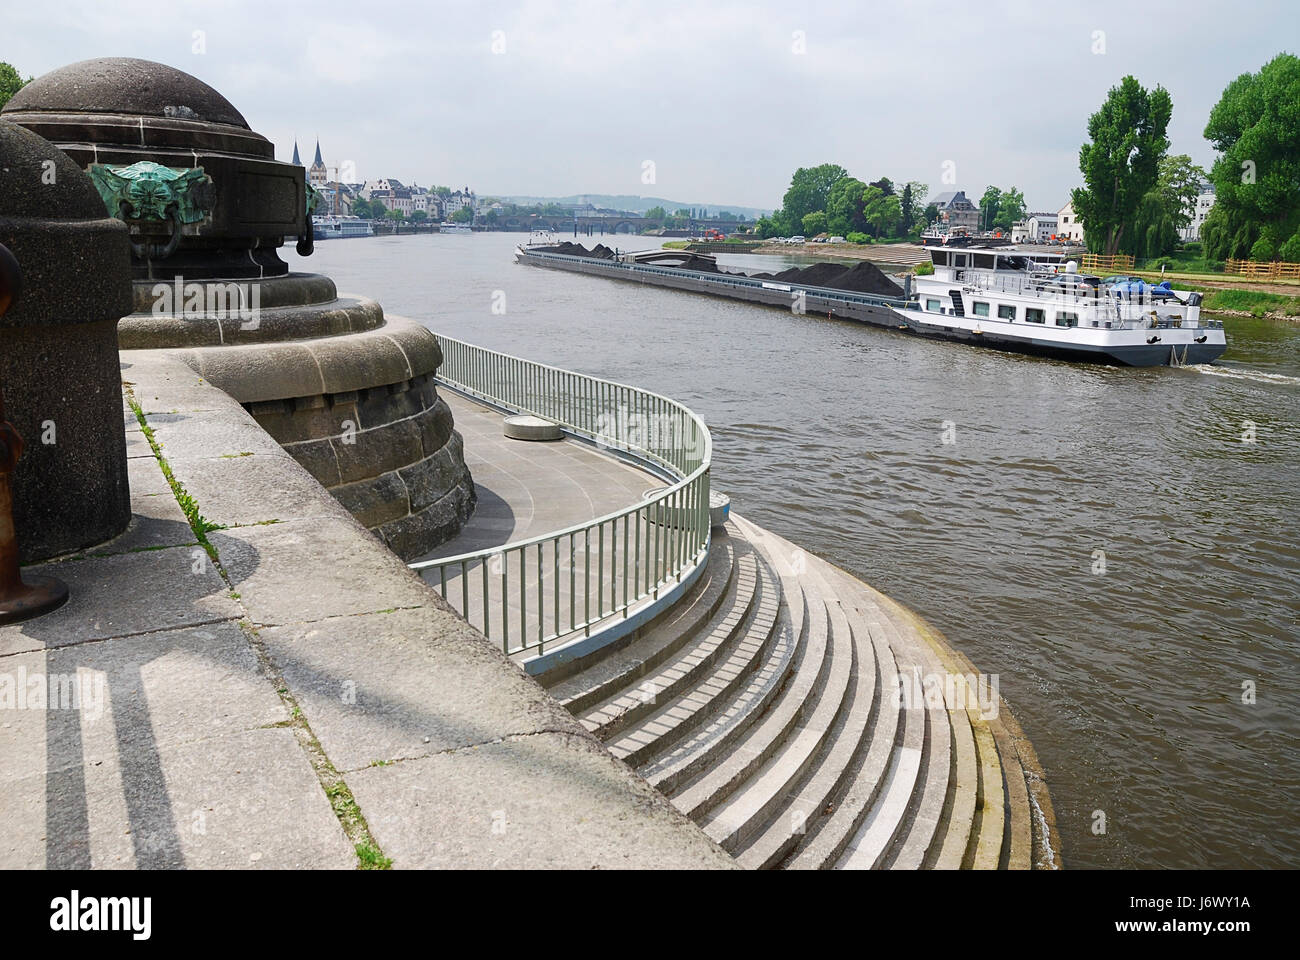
{"left": 4, "top": 0, "right": 1294, "bottom": 212}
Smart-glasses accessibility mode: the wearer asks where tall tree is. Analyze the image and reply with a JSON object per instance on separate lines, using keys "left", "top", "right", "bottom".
{"left": 801, "top": 211, "right": 828, "bottom": 236}
{"left": 1071, "top": 75, "right": 1173, "bottom": 255}
{"left": 826, "top": 177, "right": 868, "bottom": 236}
{"left": 992, "top": 187, "right": 1025, "bottom": 231}
{"left": 861, "top": 186, "right": 901, "bottom": 237}
{"left": 979, "top": 186, "right": 1002, "bottom": 231}
{"left": 0, "top": 62, "right": 31, "bottom": 109}
{"left": 781, "top": 164, "right": 849, "bottom": 225}
{"left": 900, "top": 183, "right": 915, "bottom": 234}
{"left": 900, "top": 181, "right": 928, "bottom": 234}
{"left": 1201, "top": 53, "right": 1300, "bottom": 260}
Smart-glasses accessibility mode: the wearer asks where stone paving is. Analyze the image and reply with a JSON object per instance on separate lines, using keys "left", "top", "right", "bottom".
{"left": 0, "top": 351, "right": 734, "bottom": 870}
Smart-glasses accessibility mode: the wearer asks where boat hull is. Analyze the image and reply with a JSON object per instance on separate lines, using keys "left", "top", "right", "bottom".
{"left": 895, "top": 311, "right": 1227, "bottom": 366}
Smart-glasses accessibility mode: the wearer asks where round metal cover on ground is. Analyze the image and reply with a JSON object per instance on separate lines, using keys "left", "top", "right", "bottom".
{"left": 503, "top": 415, "right": 562, "bottom": 441}
{"left": 710, "top": 490, "right": 731, "bottom": 528}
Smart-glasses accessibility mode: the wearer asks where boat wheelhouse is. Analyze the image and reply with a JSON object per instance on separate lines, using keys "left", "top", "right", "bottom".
{"left": 894, "top": 248, "right": 1227, "bottom": 366}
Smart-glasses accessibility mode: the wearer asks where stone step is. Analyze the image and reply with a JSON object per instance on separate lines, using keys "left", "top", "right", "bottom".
{"left": 828, "top": 600, "right": 928, "bottom": 869}
{"left": 732, "top": 585, "right": 877, "bottom": 870}
{"left": 875, "top": 593, "right": 988, "bottom": 871}
{"left": 667, "top": 526, "right": 838, "bottom": 832}
{"left": 783, "top": 589, "right": 902, "bottom": 870}
{"left": 878, "top": 598, "right": 953, "bottom": 870}
{"left": 577, "top": 539, "right": 762, "bottom": 742}
{"left": 543, "top": 531, "right": 738, "bottom": 713}
{"left": 600, "top": 547, "right": 787, "bottom": 767}
{"left": 637, "top": 574, "right": 806, "bottom": 790}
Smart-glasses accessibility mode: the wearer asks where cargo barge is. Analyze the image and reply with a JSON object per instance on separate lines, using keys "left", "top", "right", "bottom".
{"left": 514, "top": 242, "right": 1227, "bottom": 367}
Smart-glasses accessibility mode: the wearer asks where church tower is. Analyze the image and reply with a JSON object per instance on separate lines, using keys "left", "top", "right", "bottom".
{"left": 292, "top": 141, "right": 302, "bottom": 166}
{"left": 308, "top": 139, "right": 327, "bottom": 186}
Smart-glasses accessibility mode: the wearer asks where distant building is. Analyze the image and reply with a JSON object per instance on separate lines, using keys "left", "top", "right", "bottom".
{"left": 1027, "top": 212, "right": 1059, "bottom": 243}
{"left": 443, "top": 187, "right": 476, "bottom": 219}
{"left": 308, "top": 140, "right": 328, "bottom": 187}
{"left": 1180, "top": 182, "right": 1215, "bottom": 242}
{"left": 927, "top": 190, "right": 980, "bottom": 231}
{"left": 1056, "top": 200, "right": 1085, "bottom": 242}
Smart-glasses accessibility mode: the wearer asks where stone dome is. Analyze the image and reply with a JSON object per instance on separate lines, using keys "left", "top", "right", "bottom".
{"left": 2, "top": 57, "right": 249, "bottom": 129}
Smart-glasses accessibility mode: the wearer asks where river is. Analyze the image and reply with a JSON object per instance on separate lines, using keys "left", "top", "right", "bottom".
{"left": 288, "top": 230, "right": 1299, "bottom": 869}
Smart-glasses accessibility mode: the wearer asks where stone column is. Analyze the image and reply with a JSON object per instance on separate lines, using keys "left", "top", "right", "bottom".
{"left": 0, "top": 120, "right": 135, "bottom": 562}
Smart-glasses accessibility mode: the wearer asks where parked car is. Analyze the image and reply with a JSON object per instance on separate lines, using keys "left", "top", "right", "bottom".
{"left": 789, "top": 235, "right": 806, "bottom": 244}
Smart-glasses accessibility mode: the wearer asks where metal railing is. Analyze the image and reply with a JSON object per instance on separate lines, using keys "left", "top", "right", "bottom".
{"left": 409, "top": 336, "right": 712, "bottom": 662}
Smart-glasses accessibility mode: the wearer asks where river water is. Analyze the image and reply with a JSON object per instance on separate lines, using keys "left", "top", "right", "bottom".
{"left": 288, "top": 231, "right": 1299, "bottom": 869}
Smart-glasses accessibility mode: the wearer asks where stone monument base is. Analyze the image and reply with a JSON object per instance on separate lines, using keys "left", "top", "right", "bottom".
{"left": 119, "top": 274, "right": 475, "bottom": 559}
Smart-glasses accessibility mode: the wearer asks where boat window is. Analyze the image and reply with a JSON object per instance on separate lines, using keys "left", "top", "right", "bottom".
{"left": 953, "top": 253, "right": 968, "bottom": 268}
{"left": 932, "top": 251, "right": 948, "bottom": 266}
{"left": 973, "top": 254, "right": 995, "bottom": 269}
{"left": 925, "top": 298, "right": 942, "bottom": 312}
{"left": 1056, "top": 312, "right": 1079, "bottom": 327}
{"left": 973, "top": 301, "right": 990, "bottom": 317}
{"left": 997, "top": 304, "right": 1016, "bottom": 320}
{"left": 1026, "top": 308, "right": 1046, "bottom": 324}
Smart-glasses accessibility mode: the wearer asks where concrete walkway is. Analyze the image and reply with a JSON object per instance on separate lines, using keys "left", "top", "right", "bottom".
{"left": 419, "top": 390, "right": 661, "bottom": 561}
{"left": 0, "top": 352, "right": 734, "bottom": 870}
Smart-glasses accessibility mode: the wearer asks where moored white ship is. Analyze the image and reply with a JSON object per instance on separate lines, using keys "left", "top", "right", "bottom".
{"left": 312, "top": 215, "right": 374, "bottom": 240}
{"left": 893, "top": 248, "right": 1226, "bottom": 366}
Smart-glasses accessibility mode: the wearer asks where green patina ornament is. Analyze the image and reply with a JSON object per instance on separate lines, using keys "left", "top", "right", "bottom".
{"left": 87, "top": 161, "right": 214, "bottom": 224}
{"left": 305, "top": 180, "right": 321, "bottom": 216}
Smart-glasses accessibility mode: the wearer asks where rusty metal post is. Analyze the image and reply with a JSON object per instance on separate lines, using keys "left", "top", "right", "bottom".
{"left": 0, "top": 241, "right": 69, "bottom": 624}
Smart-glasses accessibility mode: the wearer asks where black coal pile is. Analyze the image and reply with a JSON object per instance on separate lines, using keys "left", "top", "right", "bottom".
{"left": 749, "top": 259, "right": 902, "bottom": 297}
{"left": 533, "top": 241, "right": 617, "bottom": 259}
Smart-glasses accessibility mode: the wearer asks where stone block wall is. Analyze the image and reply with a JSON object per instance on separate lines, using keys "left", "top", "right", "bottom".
{"left": 246, "top": 371, "right": 475, "bottom": 560}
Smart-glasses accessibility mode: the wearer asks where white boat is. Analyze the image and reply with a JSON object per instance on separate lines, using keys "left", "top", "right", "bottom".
{"left": 312, "top": 215, "right": 373, "bottom": 240}
{"left": 893, "top": 248, "right": 1226, "bottom": 366}
{"left": 440, "top": 221, "right": 473, "bottom": 233}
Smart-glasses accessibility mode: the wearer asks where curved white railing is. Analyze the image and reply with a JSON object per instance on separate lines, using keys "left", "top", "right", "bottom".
{"left": 409, "top": 335, "right": 712, "bottom": 664}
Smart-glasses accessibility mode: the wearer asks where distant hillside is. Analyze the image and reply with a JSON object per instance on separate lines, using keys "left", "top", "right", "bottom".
{"left": 494, "top": 193, "right": 771, "bottom": 219}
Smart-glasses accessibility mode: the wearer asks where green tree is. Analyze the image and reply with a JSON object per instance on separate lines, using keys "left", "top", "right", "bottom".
{"left": 979, "top": 186, "right": 1002, "bottom": 231}
{"left": 350, "top": 197, "right": 373, "bottom": 218}
{"left": 644, "top": 205, "right": 667, "bottom": 220}
{"left": 826, "top": 177, "right": 868, "bottom": 235}
{"left": 992, "top": 187, "right": 1025, "bottom": 231}
{"left": 386, "top": 208, "right": 404, "bottom": 221}
{"left": 410, "top": 209, "right": 428, "bottom": 223}
{"left": 1071, "top": 75, "right": 1172, "bottom": 255}
{"left": 1130, "top": 155, "right": 1207, "bottom": 258}
{"left": 0, "top": 62, "right": 31, "bottom": 109}
{"left": 861, "top": 186, "right": 901, "bottom": 237}
{"left": 1201, "top": 53, "right": 1300, "bottom": 260}
{"left": 451, "top": 206, "right": 474, "bottom": 223}
{"left": 781, "top": 164, "right": 849, "bottom": 225}
{"left": 923, "top": 203, "right": 940, "bottom": 225}
{"left": 801, "top": 211, "right": 828, "bottom": 236}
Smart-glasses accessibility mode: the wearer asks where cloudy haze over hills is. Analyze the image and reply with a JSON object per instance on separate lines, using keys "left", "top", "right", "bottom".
{"left": 3, "top": 0, "right": 1296, "bottom": 211}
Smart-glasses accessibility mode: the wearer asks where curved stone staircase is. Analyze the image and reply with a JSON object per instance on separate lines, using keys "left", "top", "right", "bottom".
{"left": 538, "top": 515, "right": 1060, "bottom": 870}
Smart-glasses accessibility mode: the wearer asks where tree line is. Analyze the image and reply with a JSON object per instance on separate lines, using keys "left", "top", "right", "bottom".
{"left": 1072, "top": 53, "right": 1300, "bottom": 263}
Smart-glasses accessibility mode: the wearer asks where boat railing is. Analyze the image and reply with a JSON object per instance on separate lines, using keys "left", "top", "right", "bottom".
{"left": 409, "top": 335, "right": 713, "bottom": 668}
